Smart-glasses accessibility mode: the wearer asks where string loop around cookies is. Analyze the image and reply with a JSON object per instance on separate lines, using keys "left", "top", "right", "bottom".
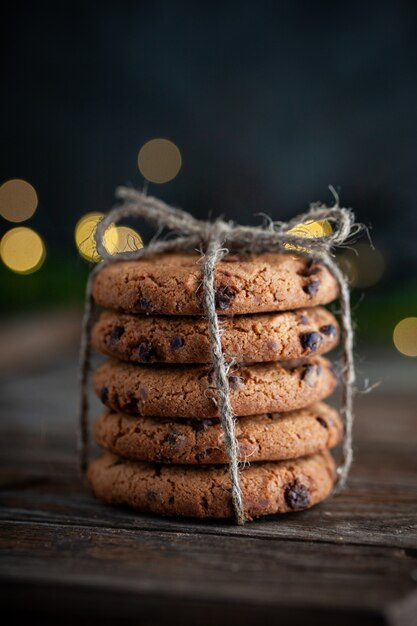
{"left": 79, "top": 186, "right": 361, "bottom": 524}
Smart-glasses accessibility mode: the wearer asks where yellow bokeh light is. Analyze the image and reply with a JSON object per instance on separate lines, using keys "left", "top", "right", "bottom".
{"left": 138, "top": 138, "right": 182, "bottom": 184}
{"left": 337, "top": 243, "right": 384, "bottom": 288}
{"left": 75, "top": 213, "right": 143, "bottom": 262}
{"left": 0, "top": 179, "right": 38, "bottom": 223}
{"left": 393, "top": 317, "right": 417, "bottom": 357}
{"left": 0, "top": 227, "right": 45, "bottom": 274}
{"left": 285, "top": 220, "right": 332, "bottom": 251}
{"left": 112, "top": 226, "right": 143, "bottom": 253}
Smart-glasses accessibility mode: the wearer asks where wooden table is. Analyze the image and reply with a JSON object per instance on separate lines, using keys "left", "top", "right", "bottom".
{"left": 1, "top": 355, "right": 416, "bottom": 625}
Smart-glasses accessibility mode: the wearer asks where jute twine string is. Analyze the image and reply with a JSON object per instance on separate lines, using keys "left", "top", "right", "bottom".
{"left": 79, "top": 185, "right": 361, "bottom": 525}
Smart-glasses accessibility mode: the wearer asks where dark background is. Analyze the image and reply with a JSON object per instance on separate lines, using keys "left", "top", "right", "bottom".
{"left": 1, "top": 0, "right": 417, "bottom": 349}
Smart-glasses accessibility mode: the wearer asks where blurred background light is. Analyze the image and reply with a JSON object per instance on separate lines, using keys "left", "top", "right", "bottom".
{"left": 138, "top": 138, "right": 182, "bottom": 183}
{"left": 75, "top": 213, "right": 143, "bottom": 262}
{"left": 0, "top": 227, "right": 45, "bottom": 274}
{"left": 0, "top": 179, "right": 38, "bottom": 223}
{"left": 393, "top": 317, "right": 417, "bottom": 357}
{"left": 285, "top": 219, "right": 332, "bottom": 251}
{"left": 337, "top": 243, "right": 385, "bottom": 288}
{"left": 112, "top": 226, "right": 143, "bottom": 253}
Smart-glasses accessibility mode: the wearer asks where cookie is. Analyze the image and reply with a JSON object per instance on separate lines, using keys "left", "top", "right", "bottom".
{"left": 91, "top": 307, "right": 339, "bottom": 364}
{"left": 93, "top": 356, "right": 337, "bottom": 418}
{"left": 94, "top": 402, "right": 342, "bottom": 464}
{"left": 87, "top": 450, "right": 336, "bottom": 519}
{"left": 91, "top": 252, "right": 339, "bottom": 315}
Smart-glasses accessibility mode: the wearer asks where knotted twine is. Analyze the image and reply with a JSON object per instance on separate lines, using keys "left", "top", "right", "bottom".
{"left": 79, "top": 185, "right": 362, "bottom": 525}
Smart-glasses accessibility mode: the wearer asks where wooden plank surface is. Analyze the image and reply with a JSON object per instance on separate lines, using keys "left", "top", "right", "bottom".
{"left": 1, "top": 355, "right": 417, "bottom": 625}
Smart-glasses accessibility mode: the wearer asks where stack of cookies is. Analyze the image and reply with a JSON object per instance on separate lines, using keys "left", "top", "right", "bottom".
{"left": 87, "top": 252, "right": 342, "bottom": 520}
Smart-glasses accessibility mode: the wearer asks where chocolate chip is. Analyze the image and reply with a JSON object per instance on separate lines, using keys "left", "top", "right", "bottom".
{"left": 222, "top": 255, "right": 240, "bottom": 263}
{"left": 228, "top": 374, "right": 244, "bottom": 389}
{"left": 147, "top": 489, "right": 156, "bottom": 501}
{"left": 303, "top": 280, "right": 321, "bottom": 296}
{"left": 316, "top": 416, "right": 328, "bottom": 428}
{"left": 207, "top": 368, "right": 216, "bottom": 385}
{"left": 284, "top": 479, "right": 310, "bottom": 510}
{"left": 298, "top": 314, "right": 309, "bottom": 325}
{"left": 300, "top": 332, "right": 323, "bottom": 352}
{"left": 108, "top": 325, "right": 125, "bottom": 345}
{"left": 154, "top": 452, "right": 170, "bottom": 463}
{"left": 170, "top": 335, "right": 185, "bottom": 351}
{"left": 301, "top": 363, "right": 320, "bottom": 387}
{"left": 123, "top": 396, "right": 138, "bottom": 413}
{"left": 100, "top": 387, "right": 109, "bottom": 404}
{"left": 303, "top": 265, "right": 322, "bottom": 277}
{"left": 139, "top": 387, "right": 148, "bottom": 400}
{"left": 138, "top": 297, "right": 151, "bottom": 312}
{"left": 191, "top": 419, "right": 216, "bottom": 432}
{"left": 137, "top": 342, "right": 155, "bottom": 362}
{"left": 166, "top": 432, "right": 179, "bottom": 446}
{"left": 267, "top": 339, "right": 279, "bottom": 351}
{"left": 320, "top": 324, "right": 337, "bottom": 338}
{"left": 215, "top": 286, "right": 236, "bottom": 310}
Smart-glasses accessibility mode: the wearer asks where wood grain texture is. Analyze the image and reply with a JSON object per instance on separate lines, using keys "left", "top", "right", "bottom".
{"left": 0, "top": 372, "right": 417, "bottom": 625}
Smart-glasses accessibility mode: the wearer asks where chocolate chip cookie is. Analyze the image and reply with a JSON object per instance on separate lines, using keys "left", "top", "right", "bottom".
{"left": 93, "top": 356, "right": 337, "bottom": 418}
{"left": 87, "top": 450, "right": 336, "bottom": 518}
{"left": 91, "top": 252, "right": 339, "bottom": 315}
{"left": 94, "top": 402, "right": 342, "bottom": 464}
{"left": 91, "top": 307, "right": 339, "bottom": 364}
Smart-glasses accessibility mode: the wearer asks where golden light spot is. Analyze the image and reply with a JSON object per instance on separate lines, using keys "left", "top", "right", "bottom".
{"left": 285, "top": 220, "right": 332, "bottom": 251}
{"left": 138, "top": 138, "right": 182, "bottom": 184}
{"left": 75, "top": 214, "right": 143, "bottom": 261}
{"left": 0, "top": 179, "right": 38, "bottom": 223}
{"left": 111, "top": 226, "right": 143, "bottom": 253}
{"left": 393, "top": 317, "right": 417, "bottom": 357}
{"left": 0, "top": 227, "right": 45, "bottom": 274}
{"left": 337, "top": 243, "right": 384, "bottom": 288}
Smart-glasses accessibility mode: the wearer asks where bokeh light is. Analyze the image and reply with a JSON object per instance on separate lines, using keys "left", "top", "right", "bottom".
{"left": 138, "top": 138, "right": 182, "bottom": 183}
{"left": 0, "top": 179, "right": 38, "bottom": 223}
{"left": 75, "top": 213, "right": 143, "bottom": 262}
{"left": 393, "top": 317, "right": 417, "bottom": 357}
{"left": 113, "top": 226, "right": 143, "bottom": 253}
{"left": 285, "top": 219, "right": 332, "bottom": 251}
{"left": 338, "top": 243, "right": 385, "bottom": 288}
{"left": 0, "top": 227, "right": 45, "bottom": 274}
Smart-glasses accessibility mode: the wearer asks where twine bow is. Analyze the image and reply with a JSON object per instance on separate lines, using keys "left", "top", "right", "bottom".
{"left": 79, "top": 185, "right": 361, "bottom": 524}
